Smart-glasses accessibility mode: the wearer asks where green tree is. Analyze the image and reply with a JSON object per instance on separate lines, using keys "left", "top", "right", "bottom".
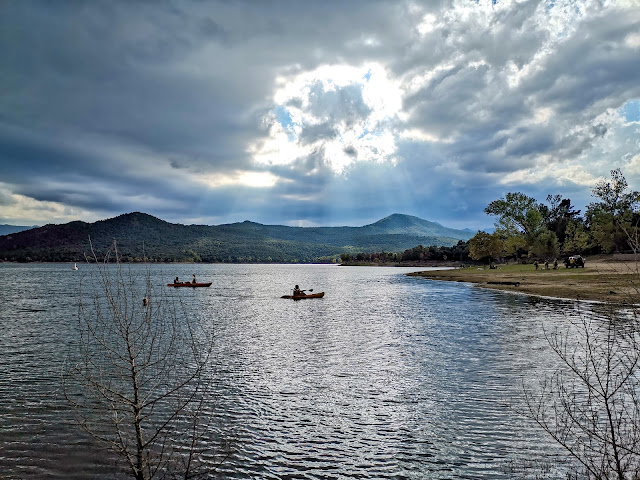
{"left": 591, "top": 168, "right": 639, "bottom": 214}
{"left": 485, "top": 192, "right": 542, "bottom": 237}
{"left": 469, "top": 231, "right": 504, "bottom": 263}
{"left": 485, "top": 192, "right": 552, "bottom": 254}
{"left": 523, "top": 208, "right": 546, "bottom": 247}
{"left": 502, "top": 231, "right": 527, "bottom": 258}
{"left": 562, "top": 220, "right": 590, "bottom": 254}
{"left": 530, "top": 229, "right": 559, "bottom": 260}
{"left": 586, "top": 169, "right": 640, "bottom": 253}
{"left": 539, "top": 195, "right": 581, "bottom": 244}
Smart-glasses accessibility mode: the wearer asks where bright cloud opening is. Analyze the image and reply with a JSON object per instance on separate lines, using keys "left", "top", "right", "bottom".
{"left": 251, "top": 63, "right": 402, "bottom": 174}
{"left": 199, "top": 171, "right": 282, "bottom": 189}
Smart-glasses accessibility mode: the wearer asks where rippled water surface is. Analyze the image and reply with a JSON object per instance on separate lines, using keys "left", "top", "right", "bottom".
{"left": 0, "top": 263, "right": 584, "bottom": 478}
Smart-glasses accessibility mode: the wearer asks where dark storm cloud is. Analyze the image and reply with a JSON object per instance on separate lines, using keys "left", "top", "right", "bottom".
{"left": 0, "top": 0, "right": 404, "bottom": 221}
{"left": 522, "top": 9, "right": 640, "bottom": 115}
{"left": 404, "top": 64, "right": 501, "bottom": 138}
{"left": 503, "top": 127, "right": 556, "bottom": 158}
{"left": 298, "top": 123, "right": 339, "bottom": 145}
{"left": 0, "top": 0, "right": 638, "bottom": 228}
{"left": 395, "top": 4, "right": 637, "bottom": 210}
{"left": 306, "top": 82, "right": 372, "bottom": 126}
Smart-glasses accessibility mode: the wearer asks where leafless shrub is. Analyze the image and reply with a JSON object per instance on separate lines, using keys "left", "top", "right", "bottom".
{"left": 63, "top": 242, "right": 223, "bottom": 479}
{"left": 524, "top": 303, "right": 640, "bottom": 480}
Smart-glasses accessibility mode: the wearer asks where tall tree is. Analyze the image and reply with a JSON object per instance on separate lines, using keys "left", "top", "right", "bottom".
{"left": 485, "top": 192, "right": 551, "bottom": 253}
{"left": 540, "top": 195, "right": 581, "bottom": 244}
{"left": 484, "top": 192, "right": 541, "bottom": 237}
{"left": 469, "top": 231, "right": 504, "bottom": 263}
{"left": 530, "top": 229, "right": 560, "bottom": 260}
{"left": 562, "top": 220, "right": 590, "bottom": 254}
{"left": 587, "top": 169, "right": 640, "bottom": 253}
{"left": 590, "top": 168, "right": 639, "bottom": 215}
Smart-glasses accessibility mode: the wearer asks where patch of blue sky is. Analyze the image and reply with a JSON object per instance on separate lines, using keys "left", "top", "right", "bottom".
{"left": 275, "top": 106, "right": 293, "bottom": 128}
{"left": 274, "top": 105, "right": 297, "bottom": 141}
{"left": 621, "top": 100, "right": 640, "bottom": 122}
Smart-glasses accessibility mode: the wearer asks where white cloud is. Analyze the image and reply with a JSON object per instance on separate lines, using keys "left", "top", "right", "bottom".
{"left": 0, "top": 183, "right": 96, "bottom": 225}
{"left": 626, "top": 32, "right": 640, "bottom": 48}
{"left": 2, "top": 1, "right": 639, "bottom": 227}
{"left": 626, "top": 153, "right": 640, "bottom": 175}
{"left": 416, "top": 13, "right": 439, "bottom": 36}
{"left": 198, "top": 171, "right": 283, "bottom": 189}
{"left": 252, "top": 63, "right": 402, "bottom": 174}
{"left": 500, "top": 166, "right": 599, "bottom": 187}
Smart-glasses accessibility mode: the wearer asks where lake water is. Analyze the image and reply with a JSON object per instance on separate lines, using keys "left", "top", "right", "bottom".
{"left": 0, "top": 263, "right": 584, "bottom": 479}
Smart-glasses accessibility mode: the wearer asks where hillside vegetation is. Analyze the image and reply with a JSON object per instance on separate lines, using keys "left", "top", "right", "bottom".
{"left": 0, "top": 212, "right": 473, "bottom": 263}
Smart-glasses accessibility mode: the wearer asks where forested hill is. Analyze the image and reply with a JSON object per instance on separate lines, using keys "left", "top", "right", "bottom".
{"left": 362, "top": 214, "right": 474, "bottom": 239}
{"left": 0, "top": 212, "right": 473, "bottom": 263}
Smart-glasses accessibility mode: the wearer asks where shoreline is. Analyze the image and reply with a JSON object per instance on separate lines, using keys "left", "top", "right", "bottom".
{"left": 407, "top": 258, "right": 640, "bottom": 304}
{"left": 339, "top": 261, "right": 465, "bottom": 268}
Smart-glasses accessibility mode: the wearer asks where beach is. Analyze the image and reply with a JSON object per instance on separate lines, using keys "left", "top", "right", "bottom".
{"left": 408, "top": 256, "right": 640, "bottom": 303}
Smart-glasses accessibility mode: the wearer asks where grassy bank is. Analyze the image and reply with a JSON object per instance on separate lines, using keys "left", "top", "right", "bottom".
{"left": 407, "top": 257, "right": 640, "bottom": 303}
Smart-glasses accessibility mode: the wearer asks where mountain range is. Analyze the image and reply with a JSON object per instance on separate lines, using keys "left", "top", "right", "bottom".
{"left": 0, "top": 212, "right": 474, "bottom": 263}
{"left": 0, "top": 224, "right": 38, "bottom": 236}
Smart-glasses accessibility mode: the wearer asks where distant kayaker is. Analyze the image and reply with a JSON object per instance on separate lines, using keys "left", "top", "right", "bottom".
{"left": 192, "top": 274, "right": 197, "bottom": 284}
{"left": 293, "top": 285, "right": 303, "bottom": 296}
{"left": 174, "top": 276, "right": 180, "bottom": 284}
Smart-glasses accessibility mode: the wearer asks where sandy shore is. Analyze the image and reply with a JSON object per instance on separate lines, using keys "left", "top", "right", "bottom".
{"left": 407, "top": 257, "right": 640, "bottom": 303}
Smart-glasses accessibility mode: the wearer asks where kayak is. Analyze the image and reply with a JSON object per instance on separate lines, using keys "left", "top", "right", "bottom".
{"left": 167, "top": 282, "right": 212, "bottom": 288}
{"left": 281, "top": 292, "right": 325, "bottom": 300}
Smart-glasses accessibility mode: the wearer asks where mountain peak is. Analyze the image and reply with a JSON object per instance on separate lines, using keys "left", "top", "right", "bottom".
{"left": 363, "top": 213, "right": 472, "bottom": 240}
{"left": 370, "top": 213, "right": 435, "bottom": 226}
{"left": 98, "top": 212, "right": 168, "bottom": 225}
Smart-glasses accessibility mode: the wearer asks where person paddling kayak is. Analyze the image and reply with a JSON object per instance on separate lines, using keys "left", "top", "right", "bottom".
{"left": 282, "top": 286, "right": 324, "bottom": 299}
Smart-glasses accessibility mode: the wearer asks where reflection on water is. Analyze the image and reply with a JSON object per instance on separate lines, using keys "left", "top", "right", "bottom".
{"left": 0, "top": 263, "right": 583, "bottom": 478}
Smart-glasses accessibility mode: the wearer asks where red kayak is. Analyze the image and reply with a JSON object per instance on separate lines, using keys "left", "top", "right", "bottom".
{"left": 167, "top": 282, "right": 212, "bottom": 288}
{"left": 281, "top": 292, "right": 324, "bottom": 300}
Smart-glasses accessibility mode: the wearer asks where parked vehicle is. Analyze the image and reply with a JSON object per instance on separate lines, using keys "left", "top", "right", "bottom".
{"left": 564, "top": 255, "right": 585, "bottom": 268}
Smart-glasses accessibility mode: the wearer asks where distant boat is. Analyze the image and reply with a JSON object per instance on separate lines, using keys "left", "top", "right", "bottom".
{"left": 72, "top": 263, "right": 78, "bottom": 270}
{"left": 167, "top": 282, "right": 212, "bottom": 288}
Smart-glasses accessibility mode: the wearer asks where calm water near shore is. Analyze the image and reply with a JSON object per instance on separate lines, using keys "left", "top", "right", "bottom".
{"left": 0, "top": 263, "right": 584, "bottom": 478}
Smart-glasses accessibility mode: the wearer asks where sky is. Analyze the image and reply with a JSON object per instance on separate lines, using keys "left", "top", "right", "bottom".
{"left": 1, "top": 0, "right": 639, "bottom": 230}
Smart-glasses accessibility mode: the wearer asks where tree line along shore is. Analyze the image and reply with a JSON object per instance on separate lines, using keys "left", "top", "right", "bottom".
{"left": 347, "top": 169, "right": 640, "bottom": 303}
